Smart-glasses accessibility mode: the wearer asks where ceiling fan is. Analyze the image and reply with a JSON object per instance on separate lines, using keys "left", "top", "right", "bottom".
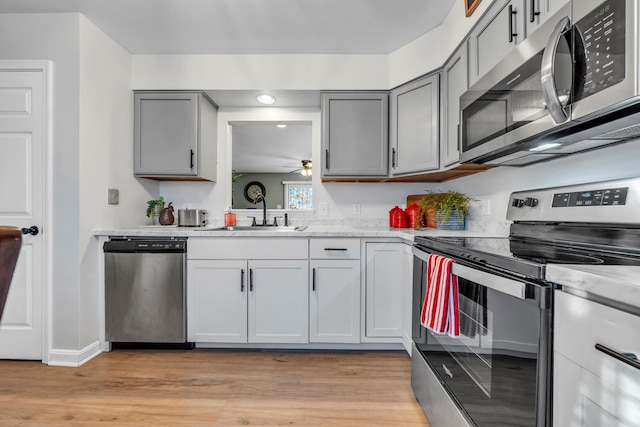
{"left": 285, "top": 159, "right": 313, "bottom": 176}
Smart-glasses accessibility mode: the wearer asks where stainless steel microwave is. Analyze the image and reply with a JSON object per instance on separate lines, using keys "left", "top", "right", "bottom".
{"left": 459, "top": 0, "right": 640, "bottom": 166}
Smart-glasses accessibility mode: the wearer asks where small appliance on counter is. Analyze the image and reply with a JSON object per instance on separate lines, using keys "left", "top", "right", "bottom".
{"left": 177, "top": 209, "right": 208, "bottom": 227}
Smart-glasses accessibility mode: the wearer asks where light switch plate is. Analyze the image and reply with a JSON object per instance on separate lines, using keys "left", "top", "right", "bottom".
{"left": 108, "top": 188, "right": 119, "bottom": 205}
{"left": 353, "top": 203, "right": 361, "bottom": 215}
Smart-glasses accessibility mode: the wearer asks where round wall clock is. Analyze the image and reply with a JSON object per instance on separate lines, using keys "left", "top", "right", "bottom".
{"left": 244, "top": 181, "right": 266, "bottom": 203}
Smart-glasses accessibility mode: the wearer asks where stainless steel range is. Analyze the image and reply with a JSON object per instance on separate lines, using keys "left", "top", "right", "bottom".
{"left": 411, "top": 177, "right": 640, "bottom": 427}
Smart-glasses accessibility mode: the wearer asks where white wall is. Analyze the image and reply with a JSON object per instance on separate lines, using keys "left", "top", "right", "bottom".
{"left": 78, "top": 16, "right": 150, "bottom": 350}
{"left": 0, "top": 13, "right": 82, "bottom": 351}
{"left": 132, "top": 54, "right": 389, "bottom": 90}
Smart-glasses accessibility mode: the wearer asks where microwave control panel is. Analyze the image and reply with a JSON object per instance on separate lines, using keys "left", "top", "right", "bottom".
{"left": 577, "top": 0, "right": 626, "bottom": 99}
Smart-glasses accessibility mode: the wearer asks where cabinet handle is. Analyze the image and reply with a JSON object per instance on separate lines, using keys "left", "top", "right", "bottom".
{"left": 392, "top": 148, "right": 396, "bottom": 168}
{"left": 508, "top": 5, "right": 518, "bottom": 43}
{"left": 324, "top": 248, "right": 347, "bottom": 251}
{"left": 249, "top": 268, "right": 254, "bottom": 292}
{"left": 190, "top": 149, "right": 194, "bottom": 169}
{"left": 595, "top": 344, "right": 640, "bottom": 371}
{"left": 325, "top": 149, "right": 330, "bottom": 170}
{"left": 529, "top": 0, "right": 540, "bottom": 23}
{"left": 240, "top": 269, "right": 245, "bottom": 292}
{"left": 312, "top": 268, "right": 316, "bottom": 291}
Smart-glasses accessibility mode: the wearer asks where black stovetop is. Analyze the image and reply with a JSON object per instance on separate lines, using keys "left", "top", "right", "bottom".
{"left": 415, "top": 223, "right": 640, "bottom": 281}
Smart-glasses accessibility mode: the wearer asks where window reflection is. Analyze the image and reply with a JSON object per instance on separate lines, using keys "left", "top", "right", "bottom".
{"left": 284, "top": 182, "right": 313, "bottom": 210}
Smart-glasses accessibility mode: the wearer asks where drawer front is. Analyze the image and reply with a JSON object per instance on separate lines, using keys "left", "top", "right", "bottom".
{"left": 188, "top": 238, "right": 308, "bottom": 260}
{"left": 310, "top": 238, "right": 360, "bottom": 259}
{"left": 555, "top": 291, "right": 640, "bottom": 398}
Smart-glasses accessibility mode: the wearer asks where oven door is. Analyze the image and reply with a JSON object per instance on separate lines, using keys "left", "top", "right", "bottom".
{"left": 412, "top": 247, "right": 551, "bottom": 427}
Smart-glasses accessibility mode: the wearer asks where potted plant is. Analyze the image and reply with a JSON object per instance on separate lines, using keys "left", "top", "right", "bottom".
{"left": 146, "top": 196, "right": 165, "bottom": 225}
{"left": 420, "top": 191, "right": 477, "bottom": 230}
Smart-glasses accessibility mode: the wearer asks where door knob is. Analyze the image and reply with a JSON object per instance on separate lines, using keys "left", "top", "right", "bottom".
{"left": 21, "top": 226, "right": 39, "bottom": 236}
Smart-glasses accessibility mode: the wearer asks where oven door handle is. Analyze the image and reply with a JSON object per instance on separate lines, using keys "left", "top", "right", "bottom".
{"left": 413, "top": 247, "right": 527, "bottom": 300}
{"left": 412, "top": 246, "right": 431, "bottom": 263}
{"left": 452, "top": 263, "right": 526, "bottom": 300}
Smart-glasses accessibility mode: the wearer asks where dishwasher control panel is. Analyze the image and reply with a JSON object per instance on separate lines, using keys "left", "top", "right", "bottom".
{"left": 134, "top": 241, "right": 186, "bottom": 251}
{"left": 104, "top": 238, "right": 187, "bottom": 253}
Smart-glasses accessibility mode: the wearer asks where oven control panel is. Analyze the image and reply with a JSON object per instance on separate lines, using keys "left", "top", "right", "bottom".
{"left": 507, "top": 178, "right": 639, "bottom": 223}
{"left": 552, "top": 187, "right": 628, "bottom": 207}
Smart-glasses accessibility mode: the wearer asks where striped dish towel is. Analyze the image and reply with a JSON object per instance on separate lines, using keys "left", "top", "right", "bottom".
{"left": 421, "top": 254, "right": 460, "bottom": 337}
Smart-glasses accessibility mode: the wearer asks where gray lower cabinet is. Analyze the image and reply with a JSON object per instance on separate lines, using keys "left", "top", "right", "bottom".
{"left": 441, "top": 45, "right": 468, "bottom": 167}
{"left": 468, "top": 0, "right": 526, "bottom": 87}
{"left": 321, "top": 92, "right": 389, "bottom": 178}
{"left": 390, "top": 74, "right": 440, "bottom": 175}
{"left": 134, "top": 91, "right": 217, "bottom": 181}
{"left": 525, "top": 0, "right": 568, "bottom": 36}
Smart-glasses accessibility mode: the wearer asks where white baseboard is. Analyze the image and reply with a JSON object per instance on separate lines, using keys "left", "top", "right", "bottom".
{"left": 47, "top": 340, "right": 102, "bottom": 367}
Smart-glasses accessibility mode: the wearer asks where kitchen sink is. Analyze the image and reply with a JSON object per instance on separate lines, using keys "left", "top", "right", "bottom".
{"left": 205, "top": 225, "right": 304, "bottom": 231}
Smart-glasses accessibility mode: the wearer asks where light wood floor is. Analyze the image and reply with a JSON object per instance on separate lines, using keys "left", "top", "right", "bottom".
{"left": 0, "top": 349, "right": 430, "bottom": 426}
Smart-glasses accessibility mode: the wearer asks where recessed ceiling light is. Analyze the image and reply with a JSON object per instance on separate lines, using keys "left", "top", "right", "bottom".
{"left": 276, "top": 124, "right": 287, "bottom": 128}
{"left": 256, "top": 94, "right": 276, "bottom": 105}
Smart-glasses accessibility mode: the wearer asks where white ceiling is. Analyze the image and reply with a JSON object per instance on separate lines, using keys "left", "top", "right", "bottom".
{"left": 0, "top": 0, "right": 455, "bottom": 54}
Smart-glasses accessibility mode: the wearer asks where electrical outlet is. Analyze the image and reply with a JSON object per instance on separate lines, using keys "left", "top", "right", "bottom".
{"left": 319, "top": 202, "right": 329, "bottom": 216}
{"left": 353, "top": 203, "right": 361, "bottom": 215}
{"left": 482, "top": 200, "right": 490, "bottom": 215}
{"left": 108, "top": 188, "right": 119, "bottom": 205}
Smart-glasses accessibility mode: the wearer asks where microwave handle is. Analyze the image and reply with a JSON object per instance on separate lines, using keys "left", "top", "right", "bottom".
{"left": 541, "top": 16, "right": 571, "bottom": 124}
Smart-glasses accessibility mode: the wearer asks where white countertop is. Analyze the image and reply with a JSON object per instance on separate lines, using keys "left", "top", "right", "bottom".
{"left": 94, "top": 224, "right": 498, "bottom": 242}
{"left": 546, "top": 264, "right": 640, "bottom": 309}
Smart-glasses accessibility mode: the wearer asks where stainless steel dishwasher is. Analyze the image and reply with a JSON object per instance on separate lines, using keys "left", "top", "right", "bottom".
{"left": 104, "top": 237, "right": 187, "bottom": 344}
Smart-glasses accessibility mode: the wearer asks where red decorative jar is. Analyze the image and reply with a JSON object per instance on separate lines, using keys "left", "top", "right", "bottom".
{"left": 405, "top": 204, "right": 422, "bottom": 229}
{"left": 389, "top": 206, "right": 402, "bottom": 228}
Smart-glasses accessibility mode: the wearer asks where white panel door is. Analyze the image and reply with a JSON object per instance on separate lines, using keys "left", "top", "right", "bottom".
{"left": 309, "top": 259, "right": 360, "bottom": 343}
{"left": 187, "top": 260, "right": 248, "bottom": 343}
{"left": 0, "top": 65, "right": 46, "bottom": 360}
{"left": 365, "top": 243, "right": 403, "bottom": 339}
{"left": 248, "top": 260, "right": 309, "bottom": 343}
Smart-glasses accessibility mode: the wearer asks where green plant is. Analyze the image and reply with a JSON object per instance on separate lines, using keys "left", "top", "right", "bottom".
{"left": 146, "top": 196, "right": 165, "bottom": 218}
{"left": 420, "top": 191, "right": 478, "bottom": 223}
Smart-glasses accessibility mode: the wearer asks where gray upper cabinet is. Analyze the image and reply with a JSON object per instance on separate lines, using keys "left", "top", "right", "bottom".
{"left": 321, "top": 92, "right": 389, "bottom": 178}
{"left": 468, "top": 0, "right": 526, "bottom": 87}
{"left": 134, "top": 91, "right": 218, "bottom": 181}
{"left": 441, "top": 45, "right": 468, "bottom": 167}
{"left": 390, "top": 74, "right": 440, "bottom": 175}
{"left": 525, "top": 0, "right": 569, "bottom": 36}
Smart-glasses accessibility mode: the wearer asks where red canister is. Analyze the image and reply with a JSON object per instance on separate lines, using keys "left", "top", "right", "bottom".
{"left": 389, "top": 206, "right": 402, "bottom": 227}
{"left": 394, "top": 208, "right": 410, "bottom": 228}
{"left": 405, "top": 204, "right": 422, "bottom": 229}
